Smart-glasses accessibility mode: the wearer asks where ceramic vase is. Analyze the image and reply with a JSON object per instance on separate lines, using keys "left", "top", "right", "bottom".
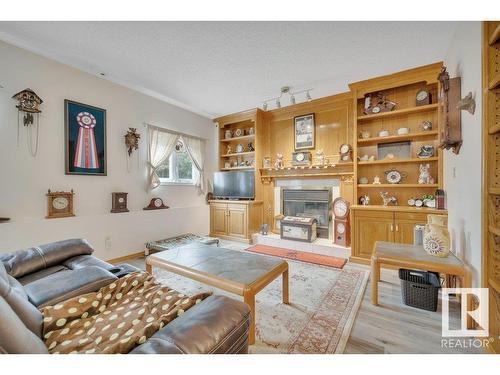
{"left": 423, "top": 215, "right": 450, "bottom": 258}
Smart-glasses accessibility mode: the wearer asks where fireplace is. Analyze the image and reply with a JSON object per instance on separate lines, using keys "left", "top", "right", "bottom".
{"left": 281, "top": 188, "right": 332, "bottom": 239}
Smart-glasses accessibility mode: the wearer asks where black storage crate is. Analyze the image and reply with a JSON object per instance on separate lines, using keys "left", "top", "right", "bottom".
{"left": 398, "top": 269, "right": 441, "bottom": 312}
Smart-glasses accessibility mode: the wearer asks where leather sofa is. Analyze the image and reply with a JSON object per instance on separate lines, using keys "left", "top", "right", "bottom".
{"left": 0, "top": 239, "right": 250, "bottom": 354}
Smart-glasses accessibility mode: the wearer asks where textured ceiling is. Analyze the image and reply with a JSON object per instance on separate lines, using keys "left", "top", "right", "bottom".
{"left": 0, "top": 21, "right": 458, "bottom": 118}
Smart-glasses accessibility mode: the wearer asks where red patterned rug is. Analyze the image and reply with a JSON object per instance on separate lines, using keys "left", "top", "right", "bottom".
{"left": 247, "top": 244, "right": 347, "bottom": 269}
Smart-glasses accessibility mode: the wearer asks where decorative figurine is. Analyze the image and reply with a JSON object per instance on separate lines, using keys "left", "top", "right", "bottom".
{"left": 263, "top": 157, "right": 271, "bottom": 169}
{"left": 421, "top": 120, "right": 433, "bottom": 131}
{"left": 247, "top": 142, "right": 255, "bottom": 151}
{"left": 316, "top": 149, "right": 326, "bottom": 166}
{"left": 418, "top": 163, "right": 435, "bottom": 184}
{"left": 380, "top": 191, "right": 398, "bottom": 206}
{"left": 124, "top": 128, "right": 140, "bottom": 156}
{"left": 226, "top": 144, "right": 233, "bottom": 155}
{"left": 359, "top": 195, "right": 370, "bottom": 206}
{"left": 260, "top": 223, "right": 269, "bottom": 235}
{"left": 224, "top": 129, "right": 232, "bottom": 139}
{"left": 373, "top": 175, "right": 381, "bottom": 184}
{"left": 417, "top": 145, "right": 435, "bottom": 159}
{"left": 360, "top": 130, "right": 370, "bottom": 139}
{"left": 274, "top": 153, "right": 284, "bottom": 169}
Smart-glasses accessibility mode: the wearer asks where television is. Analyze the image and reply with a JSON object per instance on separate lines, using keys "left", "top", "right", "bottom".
{"left": 213, "top": 171, "right": 254, "bottom": 200}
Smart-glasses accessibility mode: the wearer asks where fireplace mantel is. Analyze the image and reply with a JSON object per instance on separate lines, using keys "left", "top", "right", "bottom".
{"left": 259, "top": 162, "right": 353, "bottom": 183}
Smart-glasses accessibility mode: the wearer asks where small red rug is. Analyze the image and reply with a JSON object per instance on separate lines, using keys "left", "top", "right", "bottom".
{"left": 247, "top": 244, "right": 347, "bottom": 269}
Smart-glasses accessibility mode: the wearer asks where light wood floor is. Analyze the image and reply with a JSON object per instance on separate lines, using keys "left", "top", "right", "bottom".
{"left": 128, "top": 241, "right": 484, "bottom": 354}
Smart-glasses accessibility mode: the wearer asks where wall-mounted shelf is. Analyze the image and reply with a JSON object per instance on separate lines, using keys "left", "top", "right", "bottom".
{"left": 221, "top": 166, "right": 254, "bottom": 171}
{"left": 357, "top": 131, "right": 438, "bottom": 146}
{"left": 220, "top": 151, "right": 255, "bottom": 158}
{"left": 358, "top": 184, "right": 439, "bottom": 188}
{"left": 358, "top": 157, "right": 438, "bottom": 165}
{"left": 357, "top": 103, "right": 438, "bottom": 122}
{"left": 220, "top": 134, "right": 255, "bottom": 142}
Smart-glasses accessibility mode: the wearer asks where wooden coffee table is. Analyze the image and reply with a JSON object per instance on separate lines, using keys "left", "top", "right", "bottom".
{"left": 145, "top": 242, "right": 289, "bottom": 345}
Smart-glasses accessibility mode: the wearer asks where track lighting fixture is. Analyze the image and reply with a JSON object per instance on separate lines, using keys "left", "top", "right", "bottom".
{"left": 261, "top": 86, "right": 313, "bottom": 111}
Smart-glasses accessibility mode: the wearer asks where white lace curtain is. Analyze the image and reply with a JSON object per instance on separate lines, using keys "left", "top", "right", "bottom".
{"left": 181, "top": 134, "right": 206, "bottom": 194}
{"left": 147, "top": 125, "right": 206, "bottom": 194}
{"left": 147, "top": 126, "right": 178, "bottom": 190}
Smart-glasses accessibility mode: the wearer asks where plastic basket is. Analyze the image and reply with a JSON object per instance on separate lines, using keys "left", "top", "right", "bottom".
{"left": 398, "top": 268, "right": 441, "bottom": 312}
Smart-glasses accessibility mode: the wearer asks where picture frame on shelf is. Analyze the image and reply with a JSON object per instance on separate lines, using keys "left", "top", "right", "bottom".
{"left": 64, "top": 100, "right": 107, "bottom": 176}
{"left": 294, "top": 113, "right": 315, "bottom": 150}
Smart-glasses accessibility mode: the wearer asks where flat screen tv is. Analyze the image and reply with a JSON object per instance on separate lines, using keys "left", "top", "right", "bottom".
{"left": 213, "top": 171, "right": 254, "bottom": 200}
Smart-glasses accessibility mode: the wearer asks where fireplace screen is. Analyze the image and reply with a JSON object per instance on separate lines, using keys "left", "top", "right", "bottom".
{"left": 282, "top": 189, "right": 331, "bottom": 239}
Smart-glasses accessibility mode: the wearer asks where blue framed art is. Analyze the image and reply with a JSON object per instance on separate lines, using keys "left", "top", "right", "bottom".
{"left": 64, "top": 100, "right": 107, "bottom": 176}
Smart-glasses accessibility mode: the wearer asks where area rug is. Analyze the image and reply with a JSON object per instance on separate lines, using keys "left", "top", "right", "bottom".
{"left": 152, "top": 251, "right": 368, "bottom": 354}
{"left": 247, "top": 244, "right": 347, "bottom": 269}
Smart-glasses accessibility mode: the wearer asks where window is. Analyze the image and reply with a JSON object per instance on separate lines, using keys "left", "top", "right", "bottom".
{"left": 157, "top": 139, "right": 198, "bottom": 185}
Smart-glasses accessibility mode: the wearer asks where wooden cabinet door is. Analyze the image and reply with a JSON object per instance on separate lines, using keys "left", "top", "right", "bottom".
{"left": 394, "top": 212, "right": 428, "bottom": 245}
{"left": 227, "top": 204, "right": 248, "bottom": 239}
{"left": 210, "top": 203, "right": 227, "bottom": 237}
{"left": 353, "top": 210, "right": 394, "bottom": 259}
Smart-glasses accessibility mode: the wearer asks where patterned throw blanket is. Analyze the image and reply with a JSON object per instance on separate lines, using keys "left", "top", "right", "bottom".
{"left": 41, "top": 271, "right": 210, "bottom": 354}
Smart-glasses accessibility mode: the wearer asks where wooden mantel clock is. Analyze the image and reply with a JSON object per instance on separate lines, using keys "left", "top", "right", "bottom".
{"left": 46, "top": 189, "right": 75, "bottom": 219}
{"left": 111, "top": 192, "right": 129, "bottom": 213}
{"left": 143, "top": 197, "right": 169, "bottom": 210}
{"left": 332, "top": 197, "right": 350, "bottom": 247}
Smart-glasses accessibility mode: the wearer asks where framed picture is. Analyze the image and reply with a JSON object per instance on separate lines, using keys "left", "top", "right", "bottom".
{"left": 294, "top": 113, "right": 315, "bottom": 150}
{"left": 65, "top": 100, "right": 107, "bottom": 176}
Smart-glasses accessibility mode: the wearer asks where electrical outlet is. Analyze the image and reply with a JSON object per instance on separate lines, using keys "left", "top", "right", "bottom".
{"left": 105, "top": 236, "right": 112, "bottom": 249}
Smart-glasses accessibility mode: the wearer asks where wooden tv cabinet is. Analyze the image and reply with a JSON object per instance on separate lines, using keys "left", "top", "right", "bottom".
{"left": 209, "top": 200, "right": 263, "bottom": 243}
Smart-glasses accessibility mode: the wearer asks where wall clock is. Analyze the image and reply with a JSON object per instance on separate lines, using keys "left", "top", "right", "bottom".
{"left": 111, "top": 192, "right": 129, "bottom": 213}
{"left": 332, "top": 197, "right": 350, "bottom": 247}
{"left": 291, "top": 151, "right": 312, "bottom": 165}
{"left": 143, "top": 197, "right": 169, "bottom": 210}
{"left": 46, "top": 189, "right": 75, "bottom": 219}
{"left": 339, "top": 144, "right": 353, "bottom": 162}
{"left": 416, "top": 89, "right": 432, "bottom": 106}
{"left": 385, "top": 169, "right": 407, "bottom": 184}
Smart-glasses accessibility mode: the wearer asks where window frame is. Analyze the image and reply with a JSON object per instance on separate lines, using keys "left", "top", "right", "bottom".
{"left": 158, "top": 147, "right": 198, "bottom": 186}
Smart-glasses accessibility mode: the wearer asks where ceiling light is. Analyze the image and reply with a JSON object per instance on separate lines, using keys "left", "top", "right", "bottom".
{"left": 261, "top": 87, "right": 313, "bottom": 110}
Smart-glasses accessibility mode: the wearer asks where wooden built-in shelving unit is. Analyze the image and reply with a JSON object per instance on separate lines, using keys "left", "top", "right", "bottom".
{"left": 347, "top": 63, "right": 447, "bottom": 264}
{"left": 482, "top": 21, "right": 500, "bottom": 353}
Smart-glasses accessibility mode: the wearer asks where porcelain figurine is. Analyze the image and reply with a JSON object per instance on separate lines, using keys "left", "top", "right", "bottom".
{"left": 380, "top": 191, "right": 397, "bottom": 206}
{"left": 274, "top": 153, "right": 284, "bottom": 169}
{"left": 418, "top": 163, "right": 435, "bottom": 184}
{"left": 359, "top": 195, "right": 370, "bottom": 206}
{"left": 316, "top": 149, "right": 326, "bottom": 165}
{"left": 373, "top": 175, "right": 381, "bottom": 184}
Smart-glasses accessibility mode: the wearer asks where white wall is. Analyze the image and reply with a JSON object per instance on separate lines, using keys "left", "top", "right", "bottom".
{"left": 0, "top": 41, "right": 215, "bottom": 260}
{"left": 444, "top": 22, "right": 482, "bottom": 287}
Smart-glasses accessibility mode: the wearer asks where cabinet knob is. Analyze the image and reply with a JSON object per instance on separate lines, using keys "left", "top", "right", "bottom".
{"left": 390, "top": 224, "right": 394, "bottom": 232}
{"left": 395, "top": 224, "right": 399, "bottom": 232}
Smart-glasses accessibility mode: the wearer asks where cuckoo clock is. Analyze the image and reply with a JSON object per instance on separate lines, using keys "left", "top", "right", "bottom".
{"left": 12, "top": 88, "right": 43, "bottom": 157}
{"left": 124, "top": 128, "right": 140, "bottom": 156}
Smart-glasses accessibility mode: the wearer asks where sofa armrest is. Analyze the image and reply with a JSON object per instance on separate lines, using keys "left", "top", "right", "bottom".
{"left": 131, "top": 295, "right": 250, "bottom": 354}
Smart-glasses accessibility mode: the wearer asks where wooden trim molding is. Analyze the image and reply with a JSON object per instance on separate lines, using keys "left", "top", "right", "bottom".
{"left": 106, "top": 251, "right": 144, "bottom": 264}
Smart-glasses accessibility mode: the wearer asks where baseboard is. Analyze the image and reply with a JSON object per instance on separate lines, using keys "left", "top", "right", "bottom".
{"left": 106, "top": 251, "right": 144, "bottom": 264}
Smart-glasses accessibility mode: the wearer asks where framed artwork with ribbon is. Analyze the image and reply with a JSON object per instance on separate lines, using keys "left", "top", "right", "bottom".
{"left": 64, "top": 100, "right": 107, "bottom": 176}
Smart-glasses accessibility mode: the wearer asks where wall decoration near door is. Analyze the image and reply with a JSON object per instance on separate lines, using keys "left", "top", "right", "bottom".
{"left": 65, "top": 100, "right": 107, "bottom": 176}
{"left": 294, "top": 113, "right": 315, "bottom": 150}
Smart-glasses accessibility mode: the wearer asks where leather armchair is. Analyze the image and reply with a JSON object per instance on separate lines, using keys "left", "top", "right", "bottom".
{"left": 0, "top": 239, "right": 250, "bottom": 354}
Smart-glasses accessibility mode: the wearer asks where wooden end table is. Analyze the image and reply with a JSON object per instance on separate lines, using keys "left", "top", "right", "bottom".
{"left": 371, "top": 241, "right": 472, "bottom": 326}
{"left": 145, "top": 242, "right": 289, "bottom": 345}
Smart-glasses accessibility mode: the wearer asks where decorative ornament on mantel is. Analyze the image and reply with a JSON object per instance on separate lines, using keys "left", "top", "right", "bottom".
{"left": 12, "top": 88, "right": 43, "bottom": 157}
{"left": 261, "top": 86, "right": 313, "bottom": 111}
